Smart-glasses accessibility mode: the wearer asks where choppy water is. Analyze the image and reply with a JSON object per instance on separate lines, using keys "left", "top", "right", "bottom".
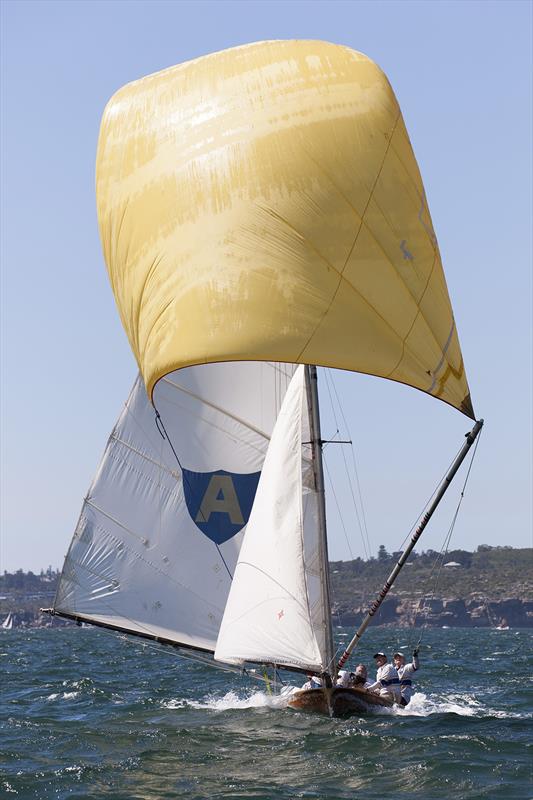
{"left": 1, "top": 627, "right": 531, "bottom": 799}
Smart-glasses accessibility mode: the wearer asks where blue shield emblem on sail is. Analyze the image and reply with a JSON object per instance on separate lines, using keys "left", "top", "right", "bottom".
{"left": 182, "top": 469, "right": 261, "bottom": 545}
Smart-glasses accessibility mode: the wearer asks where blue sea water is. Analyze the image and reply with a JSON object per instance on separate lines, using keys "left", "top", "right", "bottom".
{"left": 1, "top": 626, "right": 531, "bottom": 799}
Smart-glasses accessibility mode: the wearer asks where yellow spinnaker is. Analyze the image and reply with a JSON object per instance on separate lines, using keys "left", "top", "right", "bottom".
{"left": 96, "top": 40, "right": 474, "bottom": 418}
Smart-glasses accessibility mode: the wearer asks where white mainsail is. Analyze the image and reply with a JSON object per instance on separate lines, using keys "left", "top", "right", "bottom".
{"left": 1, "top": 613, "right": 13, "bottom": 630}
{"left": 214, "top": 366, "right": 328, "bottom": 673}
{"left": 54, "top": 362, "right": 295, "bottom": 653}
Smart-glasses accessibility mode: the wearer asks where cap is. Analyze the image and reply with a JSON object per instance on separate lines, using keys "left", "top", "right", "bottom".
{"left": 393, "top": 652, "right": 405, "bottom": 659}
{"left": 373, "top": 652, "right": 386, "bottom": 658}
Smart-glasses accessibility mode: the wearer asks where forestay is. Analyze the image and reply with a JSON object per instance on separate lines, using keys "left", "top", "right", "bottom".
{"left": 215, "top": 366, "right": 328, "bottom": 673}
{"left": 54, "top": 362, "right": 294, "bottom": 653}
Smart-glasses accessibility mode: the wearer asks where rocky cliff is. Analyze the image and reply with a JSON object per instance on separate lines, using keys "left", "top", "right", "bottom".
{"left": 331, "top": 546, "right": 533, "bottom": 628}
{"left": 334, "top": 595, "right": 533, "bottom": 628}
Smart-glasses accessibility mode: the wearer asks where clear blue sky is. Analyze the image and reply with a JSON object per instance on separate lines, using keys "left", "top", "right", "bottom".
{"left": 1, "top": 0, "right": 531, "bottom": 573}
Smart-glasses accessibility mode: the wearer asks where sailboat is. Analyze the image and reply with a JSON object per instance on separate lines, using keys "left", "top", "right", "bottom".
{"left": 45, "top": 40, "right": 482, "bottom": 715}
{"left": 495, "top": 620, "right": 510, "bottom": 631}
{"left": 1, "top": 612, "right": 14, "bottom": 630}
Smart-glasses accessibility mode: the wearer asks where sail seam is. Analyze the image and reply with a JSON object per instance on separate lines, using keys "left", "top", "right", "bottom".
{"left": 75, "top": 507, "right": 232, "bottom": 612}
{"left": 84, "top": 498, "right": 151, "bottom": 545}
{"left": 61, "top": 535, "right": 226, "bottom": 625}
{"left": 303, "top": 140, "right": 442, "bottom": 326}
{"left": 160, "top": 377, "right": 272, "bottom": 441}
{"left": 109, "top": 434, "right": 179, "bottom": 479}
{"left": 104, "top": 447, "right": 179, "bottom": 496}
{"left": 427, "top": 319, "right": 456, "bottom": 392}
{"left": 228, "top": 563, "right": 310, "bottom": 616}
{"left": 260, "top": 138, "right": 450, "bottom": 394}
{"left": 156, "top": 394, "right": 269, "bottom": 458}
{"left": 302, "top": 115, "right": 464, "bottom": 397}
{"left": 293, "top": 123, "right": 464, "bottom": 405}
{"left": 384, "top": 249, "right": 438, "bottom": 380}
{"left": 373, "top": 137, "right": 465, "bottom": 396}
{"left": 121, "top": 387, "right": 179, "bottom": 460}
{"left": 293, "top": 112, "right": 402, "bottom": 363}
{"left": 255, "top": 204, "right": 428, "bottom": 373}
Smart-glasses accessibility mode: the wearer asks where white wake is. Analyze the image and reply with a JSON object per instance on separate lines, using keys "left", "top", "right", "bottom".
{"left": 162, "top": 688, "right": 530, "bottom": 720}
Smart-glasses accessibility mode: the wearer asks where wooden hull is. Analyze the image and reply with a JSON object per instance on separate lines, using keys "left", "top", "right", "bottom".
{"left": 287, "top": 686, "right": 394, "bottom": 716}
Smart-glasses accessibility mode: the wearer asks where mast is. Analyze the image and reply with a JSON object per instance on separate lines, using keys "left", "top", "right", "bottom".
{"left": 338, "top": 417, "right": 484, "bottom": 670}
{"left": 305, "top": 365, "right": 335, "bottom": 681}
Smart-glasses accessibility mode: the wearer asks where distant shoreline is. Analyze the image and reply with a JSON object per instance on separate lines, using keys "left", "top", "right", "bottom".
{"left": 2, "top": 546, "right": 532, "bottom": 629}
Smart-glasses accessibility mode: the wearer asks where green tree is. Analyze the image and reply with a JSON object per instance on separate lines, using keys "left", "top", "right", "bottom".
{"left": 378, "top": 544, "right": 390, "bottom": 561}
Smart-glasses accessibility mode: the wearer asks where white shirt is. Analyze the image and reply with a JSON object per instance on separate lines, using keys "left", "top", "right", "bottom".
{"left": 336, "top": 670, "right": 352, "bottom": 687}
{"left": 397, "top": 654, "right": 419, "bottom": 704}
{"left": 301, "top": 677, "right": 322, "bottom": 690}
{"left": 336, "top": 670, "right": 372, "bottom": 689}
{"left": 368, "top": 662, "right": 401, "bottom": 701}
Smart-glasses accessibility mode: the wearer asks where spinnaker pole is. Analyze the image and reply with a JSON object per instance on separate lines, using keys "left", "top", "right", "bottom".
{"left": 305, "top": 365, "right": 336, "bottom": 682}
{"left": 337, "top": 418, "right": 484, "bottom": 670}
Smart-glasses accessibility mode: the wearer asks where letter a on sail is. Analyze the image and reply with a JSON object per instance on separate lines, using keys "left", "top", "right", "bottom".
{"left": 182, "top": 468, "right": 261, "bottom": 545}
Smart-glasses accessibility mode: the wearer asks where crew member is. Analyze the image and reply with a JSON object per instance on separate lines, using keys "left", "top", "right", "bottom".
{"left": 367, "top": 652, "right": 401, "bottom": 702}
{"left": 393, "top": 648, "right": 419, "bottom": 706}
{"left": 353, "top": 663, "right": 372, "bottom": 688}
{"left": 336, "top": 664, "right": 372, "bottom": 689}
{"left": 336, "top": 669, "right": 353, "bottom": 688}
{"left": 301, "top": 673, "right": 322, "bottom": 690}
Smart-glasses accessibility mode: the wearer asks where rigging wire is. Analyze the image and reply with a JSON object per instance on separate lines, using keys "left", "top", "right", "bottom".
{"left": 152, "top": 362, "right": 294, "bottom": 583}
{"left": 411, "top": 425, "right": 484, "bottom": 650}
{"left": 323, "top": 369, "right": 371, "bottom": 560}
{"left": 393, "top": 438, "right": 468, "bottom": 557}
{"left": 325, "top": 369, "right": 372, "bottom": 558}
{"left": 323, "top": 459, "right": 355, "bottom": 562}
{"left": 154, "top": 406, "right": 234, "bottom": 580}
{"left": 320, "top": 369, "right": 362, "bottom": 643}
